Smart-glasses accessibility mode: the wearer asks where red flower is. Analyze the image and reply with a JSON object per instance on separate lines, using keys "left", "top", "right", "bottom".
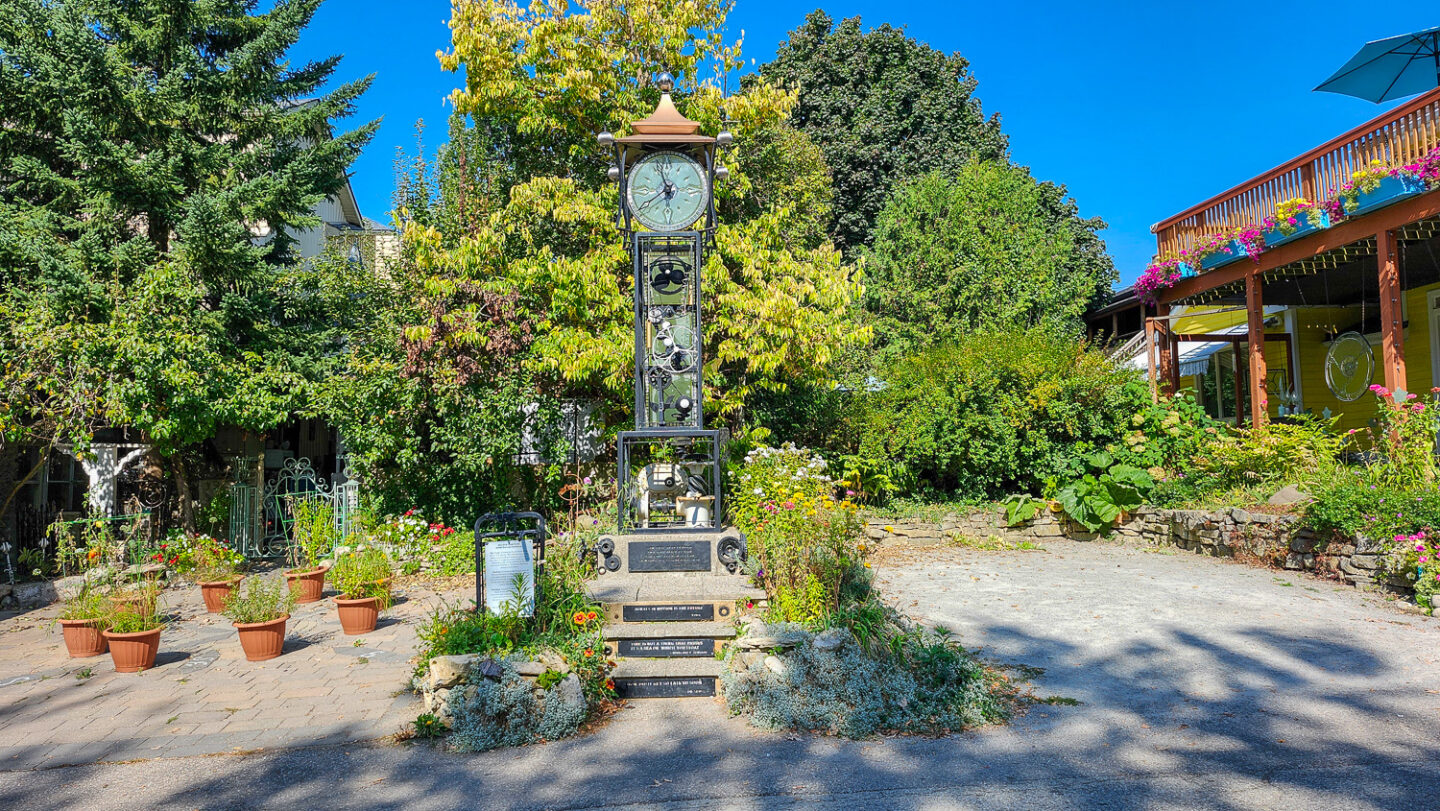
{"left": 586, "top": 611, "right": 597, "bottom": 621}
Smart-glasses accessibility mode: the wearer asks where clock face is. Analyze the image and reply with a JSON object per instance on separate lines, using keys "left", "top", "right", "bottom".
{"left": 625, "top": 150, "right": 708, "bottom": 232}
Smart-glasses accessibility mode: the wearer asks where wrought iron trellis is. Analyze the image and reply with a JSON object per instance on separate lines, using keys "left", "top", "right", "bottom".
{"left": 228, "top": 457, "right": 360, "bottom": 559}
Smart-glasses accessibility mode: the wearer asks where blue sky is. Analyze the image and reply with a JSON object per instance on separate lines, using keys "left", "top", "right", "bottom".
{"left": 292, "top": 1, "right": 1439, "bottom": 286}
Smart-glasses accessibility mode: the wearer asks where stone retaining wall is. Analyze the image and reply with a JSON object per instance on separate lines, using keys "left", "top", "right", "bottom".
{"left": 865, "top": 506, "right": 1410, "bottom": 594}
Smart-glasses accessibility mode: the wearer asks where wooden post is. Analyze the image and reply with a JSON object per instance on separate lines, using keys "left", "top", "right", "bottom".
{"left": 1155, "top": 303, "right": 1175, "bottom": 397}
{"left": 1246, "top": 273, "right": 1268, "bottom": 426}
{"left": 1145, "top": 316, "right": 1158, "bottom": 402}
{"left": 1231, "top": 339, "right": 1245, "bottom": 426}
{"left": 1376, "top": 228, "right": 1407, "bottom": 391}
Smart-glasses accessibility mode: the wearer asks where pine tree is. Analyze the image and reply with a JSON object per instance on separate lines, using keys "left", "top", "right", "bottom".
{"left": 0, "top": 0, "right": 377, "bottom": 528}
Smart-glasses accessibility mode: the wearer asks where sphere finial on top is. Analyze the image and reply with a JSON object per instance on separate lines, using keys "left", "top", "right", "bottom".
{"left": 655, "top": 72, "right": 675, "bottom": 93}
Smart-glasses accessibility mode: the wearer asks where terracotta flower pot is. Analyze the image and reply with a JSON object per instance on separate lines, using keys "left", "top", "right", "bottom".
{"left": 284, "top": 567, "right": 328, "bottom": 604}
{"left": 103, "top": 627, "right": 162, "bottom": 673}
{"left": 334, "top": 596, "right": 380, "bottom": 635}
{"left": 199, "top": 577, "right": 243, "bottom": 613}
{"left": 59, "top": 618, "right": 108, "bottom": 658}
{"left": 233, "top": 614, "right": 288, "bottom": 662}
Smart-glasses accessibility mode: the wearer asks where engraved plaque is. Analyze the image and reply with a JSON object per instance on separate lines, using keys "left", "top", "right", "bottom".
{"left": 617, "top": 638, "right": 715, "bottom": 658}
{"left": 628, "top": 540, "right": 710, "bottom": 572}
{"left": 614, "top": 676, "right": 716, "bottom": 699}
{"left": 622, "top": 603, "right": 714, "bottom": 622}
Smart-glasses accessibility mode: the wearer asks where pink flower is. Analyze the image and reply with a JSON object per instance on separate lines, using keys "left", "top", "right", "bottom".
{"left": 1421, "top": 556, "right": 1430, "bottom": 563}
{"left": 783, "top": 501, "right": 796, "bottom": 510}
{"left": 846, "top": 489, "right": 856, "bottom": 497}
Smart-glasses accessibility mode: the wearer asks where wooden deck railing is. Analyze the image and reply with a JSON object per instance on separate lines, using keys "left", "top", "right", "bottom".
{"left": 1152, "top": 87, "right": 1440, "bottom": 259}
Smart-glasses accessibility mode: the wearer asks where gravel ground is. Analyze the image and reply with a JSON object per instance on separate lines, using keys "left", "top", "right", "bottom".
{"left": 2, "top": 539, "right": 1436, "bottom": 810}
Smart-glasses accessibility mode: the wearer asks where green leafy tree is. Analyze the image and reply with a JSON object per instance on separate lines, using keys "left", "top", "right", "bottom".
{"left": 412, "top": 0, "right": 865, "bottom": 422}
{"left": 759, "top": 11, "right": 1009, "bottom": 252}
{"left": 0, "top": 0, "right": 376, "bottom": 527}
{"left": 864, "top": 165, "right": 1115, "bottom": 359}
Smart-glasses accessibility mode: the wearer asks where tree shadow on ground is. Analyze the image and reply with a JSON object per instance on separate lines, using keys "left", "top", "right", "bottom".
{"left": 0, "top": 612, "right": 1435, "bottom": 810}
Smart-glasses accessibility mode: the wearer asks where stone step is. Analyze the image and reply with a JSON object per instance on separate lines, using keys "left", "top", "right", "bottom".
{"left": 595, "top": 530, "right": 747, "bottom": 576}
{"left": 602, "top": 600, "right": 743, "bottom": 625}
{"left": 603, "top": 621, "right": 736, "bottom": 640}
{"left": 586, "top": 572, "right": 765, "bottom": 604}
{"left": 611, "top": 658, "right": 723, "bottom": 680}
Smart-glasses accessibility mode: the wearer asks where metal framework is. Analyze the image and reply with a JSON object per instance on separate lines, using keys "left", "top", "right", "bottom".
{"left": 473, "top": 511, "right": 547, "bottom": 614}
{"left": 617, "top": 430, "right": 723, "bottom": 533}
{"left": 634, "top": 232, "right": 704, "bottom": 429}
{"left": 228, "top": 457, "right": 360, "bottom": 559}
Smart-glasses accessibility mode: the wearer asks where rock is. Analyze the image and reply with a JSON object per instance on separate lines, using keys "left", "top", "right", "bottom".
{"left": 428, "top": 654, "right": 479, "bottom": 689}
{"left": 1392, "top": 601, "right": 1427, "bottom": 616}
{"left": 1267, "top": 484, "right": 1312, "bottom": 506}
{"left": 513, "top": 660, "right": 547, "bottom": 677}
{"left": 538, "top": 651, "right": 570, "bottom": 674}
{"left": 813, "top": 628, "right": 847, "bottom": 652}
{"left": 764, "top": 655, "right": 787, "bottom": 676}
{"left": 555, "top": 674, "right": 585, "bottom": 711}
{"left": 1350, "top": 554, "right": 1380, "bottom": 570}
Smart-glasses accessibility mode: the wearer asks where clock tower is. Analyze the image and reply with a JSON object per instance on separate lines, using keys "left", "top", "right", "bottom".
{"left": 594, "top": 74, "right": 744, "bottom": 568}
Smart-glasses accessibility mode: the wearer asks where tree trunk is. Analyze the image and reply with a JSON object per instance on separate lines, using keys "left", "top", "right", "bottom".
{"left": 173, "top": 451, "right": 196, "bottom": 533}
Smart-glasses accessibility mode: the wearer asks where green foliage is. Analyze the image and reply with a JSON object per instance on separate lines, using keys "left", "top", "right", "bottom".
{"left": 186, "top": 535, "right": 245, "bottom": 583}
{"left": 1190, "top": 415, "right": 1342, "bottom": 491}
{"left": 413, "top": 714, "right": 446, "bottom": 739}
{"left": 858, "top": 328, "right": 1146, "bottom": 500}
{"left": 0, "top": 0, "right": 375, "bottom": 516}
{"left": 1109, "top": 392, "right": 1222, "bottom": 472}
{"left": 728, "top": 446, "right": 868, "bottom": 624}
{"left": 759, "top": 11, "right": 1008, "bottom": 252}
{"left": 416, "top": 601, "right": 526, "bottom": 669}
{"left": 722, "top": 624, "right": 1010, "bottom": 737}
{"left": 865, "top": 167, "right": 1115, "bottom": 358}
{"left": 331, "top": 547, "right": 393, "bottom": 601}
{"left": 382, "top": 0, "right": 868, "bottom": 464}
{"left": 58, "top": 581, "right": 110, "bottom": 624}
{"left": 1002, "top": 494, "right": 1045, "bottom": 527}
{"left": 447, "top": 660, "right": 588, "bottom": 753}
{"left": 288, "top": 499, "right": 339, "bottom": 572}
{"left": 1051, "top": 452, "right": 1155, "bottom": 533}
{"left": 222, "top": 577, "right": 294, "bottom": 625}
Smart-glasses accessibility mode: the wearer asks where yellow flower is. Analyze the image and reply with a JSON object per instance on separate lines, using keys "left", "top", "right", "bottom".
{"left": 864, "top": 562, "right": 872, "bottom": 568}
{"left": 883, "top": 525, "right": 894, "bottom": 533}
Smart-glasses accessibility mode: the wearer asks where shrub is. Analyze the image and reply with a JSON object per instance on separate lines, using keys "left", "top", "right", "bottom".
{"left": 857, "top": 328, "right": 1151, "bottom": 500}
{"left": 188, "top": 536, "right": 245, "bottom": 582}
{"left": 721, "top": 624, "right": 1009, "bottom": 737}
{"left": 447, "top": 659, "right": 588, "bottom": 752}
{"left": 288, "top": 498, "right": 340, "bottom": 571}
{"left": 1191, "top": 414, "right": 1342, "bottom": 490}
{"left": 223, "top": 577, "right": 295, "bottom": 625}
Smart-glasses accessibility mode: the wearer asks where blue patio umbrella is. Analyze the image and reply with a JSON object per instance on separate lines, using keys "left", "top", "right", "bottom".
{"left": 1315, "top": 25, "right": 1440, "bottom": 102}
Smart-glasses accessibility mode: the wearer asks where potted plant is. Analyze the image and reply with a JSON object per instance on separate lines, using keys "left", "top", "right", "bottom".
{"left": 224, "top": 577, "right": 295, "bottom": 662}
{"left": 109, "top": 568, "right": 160, "bottom": 616}
{"left": 284, "top": 498, "right": 338, "bottom": 603}
{"left": 102, "top": 583, "right": 164, "bottom": 673}
{"left": 192, "top": 536, "right": 245, "bottom": 613}
{"left": 331, "top": 547, "right": 393, "bottom": 635}
{"left": 57, "top": 580, "right": 110, "bottom": 658}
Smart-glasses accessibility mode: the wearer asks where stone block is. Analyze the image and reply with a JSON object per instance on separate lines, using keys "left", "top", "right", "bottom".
{"left": 513, "top": 661, "right": 547, "bottom": 677}
{"left": 428, "top": 654, "right": 479, "bottom": 690}
{"left": 1350, "top": 554, "right": 1380, "bottom": 570}
{"left": 763, "top": 655, "right": 786, "bottom": 676}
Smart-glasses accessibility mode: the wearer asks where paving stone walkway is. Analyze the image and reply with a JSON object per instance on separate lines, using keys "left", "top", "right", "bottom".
{"left": 0, "top": 575, "right": 467, "bottom": 769}
{"left": 2, "top": 540, "right": 1438, "bottom": 809}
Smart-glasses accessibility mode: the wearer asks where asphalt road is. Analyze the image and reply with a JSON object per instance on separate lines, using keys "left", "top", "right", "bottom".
{"left": 2, "top": 540, "right": 1435, "bottom": 810}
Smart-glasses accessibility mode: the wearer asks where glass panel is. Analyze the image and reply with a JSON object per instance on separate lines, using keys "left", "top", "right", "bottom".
{"left": 636, "top": 233, "right": 702, "bottom": 428}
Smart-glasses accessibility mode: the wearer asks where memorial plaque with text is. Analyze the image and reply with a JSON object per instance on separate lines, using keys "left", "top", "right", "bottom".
{"left": 614, "top": 677, "right": 716, "bottom": 699}
{"left": 622, "top": 603, "right": 715, "bottom": 622}
{"left": 617, "top": 638, "right": 715, "bottom": 658}
{"left": 628, "top": 540, "right": 710, "bottom": 572}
